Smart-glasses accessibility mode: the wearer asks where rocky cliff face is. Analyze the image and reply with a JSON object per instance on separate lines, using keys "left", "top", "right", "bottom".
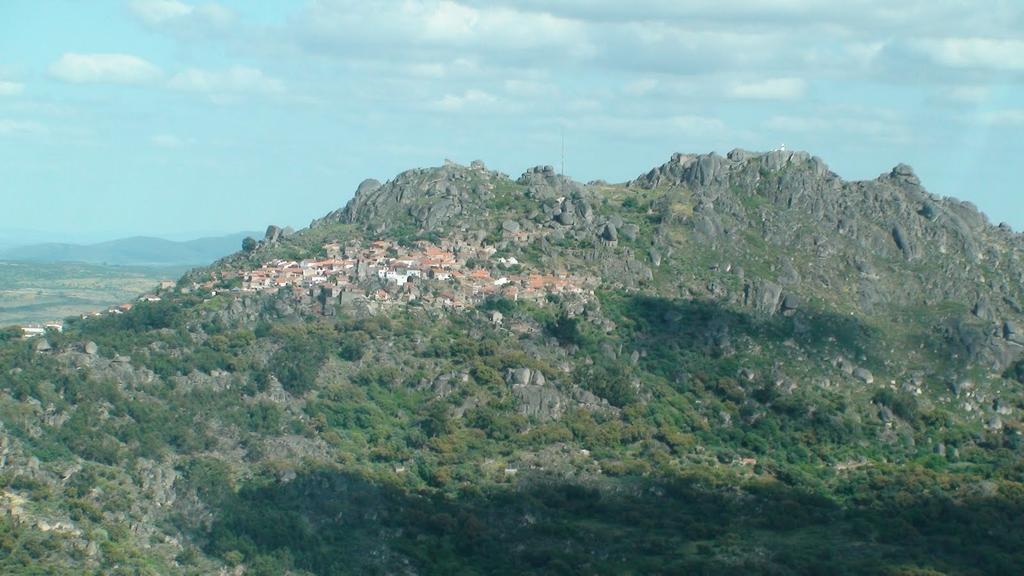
{"left": 307, "top": 150, "right": 1022, "bottom": 371}
{"left": 629, "top": 150, "right": 1023, "bottom": 370}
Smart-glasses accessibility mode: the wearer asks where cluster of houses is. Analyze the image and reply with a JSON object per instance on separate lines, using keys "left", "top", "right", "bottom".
{"left": 19, "top": 321, "right": 64, "bottom": 338}
{"left": 238, "top": 239, "right": 592, "bottom": 312}
{"left": 14, "top": 238, "right": 592, "bottom": 338}
{"left": 16, "top": 282, "right": 176, "bottom": 339}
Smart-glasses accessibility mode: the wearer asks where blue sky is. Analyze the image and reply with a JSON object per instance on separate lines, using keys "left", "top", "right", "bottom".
{"left": 1, "top": 0, "right": 1023, "bottom": 241}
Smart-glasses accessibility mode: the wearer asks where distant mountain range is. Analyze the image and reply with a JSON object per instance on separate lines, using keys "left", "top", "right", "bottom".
{"left": 0, "top": 232, "right": 259, "bottom": 266}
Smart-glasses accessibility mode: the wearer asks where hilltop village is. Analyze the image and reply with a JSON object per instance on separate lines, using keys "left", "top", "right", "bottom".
{"left": 15, "top": 235, "right": 593, "bottom": 339}
{"left": 217, "top": 237, "right": 594, "bottom": 314}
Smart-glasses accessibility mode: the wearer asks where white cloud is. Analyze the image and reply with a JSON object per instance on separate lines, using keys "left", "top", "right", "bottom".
{"left": 977, "top": 109, "right": 1024, "bottom": 126}
{"left": 763, "top": 116, "right": 830, "bottom": 132}
{"left": 764, "top": 113, "right": 910, "bottom": 143}
{"left": 167, "top": 66, "right": 284, "bottom": 97}
{"left": 574, "top": 113, "right": 733, "bottom": 140}
{"left": 49, "top": 53, "right": 161, "bottom": 84}
{"left": 129, "top": 0, "right": 192, "bottom": 23}
{"left": 406, "top": 58, "right": 482, "bottom": 79}
{"left": 668, "top": 115, "right": 727, "bottom": 134}
{"left": 0, "top": 81, "right": 23, "bottom": 96}
{"left": 946, "top": 85, "right": 990, "bottom": 103}
{"left": 129, "top": 0, "right": 234, "bottom": 27}
{"left": 302, "top": 1, "right": 594, "bottom": 61}
{"left": 0, "top": 119, "right": 47, "bottom": 137}
{"left": 566, "top": 98, "right": 602, "bottom": 113}
{"left": 407, "top": 63, "right": 448, "bottom": 79}
{"left": 728, "top": 78, "right": 806, "bottom": 100}
{"left": 151, "top": 133, "right": 187, "bottom": 148}
{"left": 430, "top": 89, "right": 498, "bottom": 111}
{"left": 623, "top": 78, "right": 658, "bottom": 96}
{"left": 911, "top": 37, "right": 1024, "bottom": 71}
{"left": 503, "top": 79, "right": 556, "bottom": 97}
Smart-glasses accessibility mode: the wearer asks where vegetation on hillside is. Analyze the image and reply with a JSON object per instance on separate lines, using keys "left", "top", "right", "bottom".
{"left": 1, "top": 153, "right": 1022, "bottom": 574}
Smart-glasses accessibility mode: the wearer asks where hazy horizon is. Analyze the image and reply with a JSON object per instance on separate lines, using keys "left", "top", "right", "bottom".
{"left": 2, "top": 0, "right": 1023, "bottom": 237}
{"left": 0, "top": 226, "right": 259, "bottom": 247}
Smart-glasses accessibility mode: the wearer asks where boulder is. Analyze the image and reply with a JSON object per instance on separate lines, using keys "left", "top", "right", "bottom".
{"left": 601, "top": 223, "right": 618, "bottom": 242}
{"left": 744, "top": 281, "right": 783, "bottom": 315}
{"left": 556, "top": 209, "right": 576, "bottom": 226}
{"left": 576, "top": 200, "right": 594, "bottom": 223}
{"left": 994, "top": 398, "right": 1013, "bottom": 416}
{"left": 427, "top": 371, "right": 468, "bottom": 398}
{"left": 514, "top": 384, "right": 565, "bottom": 421}
{"left": 264, "top": 225, "right": 283, "bottom": 243}
{"left": 833, "top": 356, "right": 855, "bottom": 375}
{"left": 891, "top": 225, "right": 911, "bottom": 257}
{"left": 84, "top": 341, "right": 98, "bottom": 356}
{"left": 781, "top": 293, "right": 801, "bottom": 312}
{"left": 762, "top": 150, "right": 790, "bottom": 171}
{"left": 501, "top": 220, "right": 521, "bottom": 234}
{"left": 531, "top": 370, "right": 546, "bottom": 386}
{"left": 890, "top": 163, "right": 921, "bottom": 186}
{"left": 693, "top": 153, "right": 724, "bottom": 186}
{"left": 1004, "top": 321, "right": 1024, "bottom": 345}
{"left": 33, "top": 339, "right": 52, "bottom": 353}
{"left": 727, "top": 148, "right": 751, "bottom": 162}
{"left": 853, "top": 367, "right": 874, "bottom": 384}
{"left": 878, "top": 405, "right": 895, "bottom": 423}
{"left": 356, "top": 178, "right": 382, "bottom": 196}
{"left": 506, "top": 368, "right": 533, "bottom": 387}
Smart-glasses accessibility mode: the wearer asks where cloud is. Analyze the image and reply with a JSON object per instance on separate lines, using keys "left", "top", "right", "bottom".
{"left": 128, "top": 0, "right": 234, "bottom": 28}
{"left": 623, "top": 78, "right": 658, "bottom": 96}
{"left": 0, "top": 81, "right": 23, "bottom": 96}
{"left": 977, "top": 109, "right": 1024, "bottom": 126}
{"left": 167, "top": 66, "right": 284, "bottom": 97}
{"left": 503, "top": 79, "right": 556, "bottom": 97}
{"left": 763, "top": 113, "right": 910, "bottom": 143}
{"left": 668, "top": 115, "right": 728, "bottom": 135}
{"left": 49, "top": 53, "right": 161, "bottom": 84}
{"left": 151, "top": 133, "right": 187, "bottom": 148}
{"left": 728, "top": 78, "right": 806, "bottom": 100}
{"left": 405, "top": 58, "right": 482, "bottom": 79}
{"left": 945, "top": 85, "right": 990, "bottom": 103}
{"left": 129, "top": 0, "right": 192, "bottom": 23}
{"left": 574, "top": 113, "right": 733, "bottom": 140}
{"left": 270, "top": 0, "right": 1024, "bottom": 101}
{"left": 0, "top": 119, "right": 47, "bottom": 137}
{"left": 300, "top": 1, "right": 594, "bottom": 64}
{"left": 911, "top": 38, "right": 1024, "bottom": 72}
{"left": 429, "top": 89, "right": 499, "bottom": 111}
{"left": 762, "top": 116, "right": 830, "bottom": 132}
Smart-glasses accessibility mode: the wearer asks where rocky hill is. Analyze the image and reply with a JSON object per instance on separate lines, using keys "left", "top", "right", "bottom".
{"left": 1, "top": 150, "right": 1022, "bottom": 575}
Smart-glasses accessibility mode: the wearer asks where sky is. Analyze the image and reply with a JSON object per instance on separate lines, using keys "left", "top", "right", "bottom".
{"left": 1, "top": 0, "right": 1023, "bottom": 242}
